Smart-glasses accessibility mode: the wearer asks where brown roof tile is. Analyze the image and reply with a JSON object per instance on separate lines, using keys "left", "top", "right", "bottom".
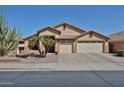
{"left": 76, "top": 31, "right": 110, "bottom": 40}
{"left": 38, "top": 26, "right": 61, "bottom": 33}
{"left": 54, "top": 22, "right": 87, "bottom": 33}
{"left": 109, "top": 31, "right": 124, "bottom": 42}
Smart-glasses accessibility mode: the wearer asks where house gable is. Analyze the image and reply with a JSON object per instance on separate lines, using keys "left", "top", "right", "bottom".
{"left": 77, "top": 31, "right": 109, "bottom": 41}
{"left": 23, "top": 33, "right": 37, "bottom": 41}
{"left": 38, "top": 27, "right": 61, "bottom": 38}
{"left": 55, "top": 23, "right": 86, "bottom": 35}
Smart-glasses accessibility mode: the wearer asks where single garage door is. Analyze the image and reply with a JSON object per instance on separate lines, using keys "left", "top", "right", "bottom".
{"left": 59, "top": 43, "right": 72, "bottom": 53}
{"left": 77, "top": 42, "right": 103, "bottom": 53}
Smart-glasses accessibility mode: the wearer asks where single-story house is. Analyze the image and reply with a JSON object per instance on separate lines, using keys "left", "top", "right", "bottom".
{"left": 109, "top": 31, "right": 124, "bottom": 53}
{"left": 17, "top": 23, "right": 109, "bottom": 54}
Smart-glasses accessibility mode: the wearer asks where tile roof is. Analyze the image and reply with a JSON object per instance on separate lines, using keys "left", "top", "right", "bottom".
{"left": 38, "top": 26, "right": 61, "bottom": 33}
{"left": 109, "top": 31, "right": 124, "bottom": 41}
{"left": 54, "top": 22, "right": 87, "bottom": 33}
{"left": 76, "top": 31, "right": 110, "bottom": 40}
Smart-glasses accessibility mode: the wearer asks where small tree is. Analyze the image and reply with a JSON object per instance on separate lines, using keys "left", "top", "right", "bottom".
{"left": 28, "top": 34, "right": 43, "bottom": 55}
{"left": 42, "top": 36, "right": 55, "bottom": 57}
{"left": 29, "top": 35, "right": 55, "bottom": 57}
{"left": 0, "top": 6, "right": 22, "bottom": 56}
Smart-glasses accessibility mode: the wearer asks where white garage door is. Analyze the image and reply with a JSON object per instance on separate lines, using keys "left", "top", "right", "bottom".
{"left": 59, "top": 43, "right": 72, "bottom": 53}
{"left": 77, "top": 42, "right": 103, "bottom": 53}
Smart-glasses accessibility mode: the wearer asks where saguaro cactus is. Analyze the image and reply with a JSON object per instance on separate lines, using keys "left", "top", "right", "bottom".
{"left": 0, "top": 6, "right": 22, "bottom": 56}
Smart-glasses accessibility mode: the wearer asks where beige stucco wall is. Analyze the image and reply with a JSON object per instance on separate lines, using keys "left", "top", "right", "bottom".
{"left": 103, "top": 41, "right": 109, "bottom": 53}
{"left": 55, "top": 41, "right": 59, "bottom": 53}
{"left": 55, "top": 25, "right": 82, "bottom": 35}
{"left": 55, "top": 26, "right": 63, "bottom": 31}
{"left": 24, "top": 40, "right": 29, "bottom": 50}
{"left": 72, "top": 40, "right": 77, "bottom": 53}
{"left": 77, "top": 34, "right": 105, "bottom": 41}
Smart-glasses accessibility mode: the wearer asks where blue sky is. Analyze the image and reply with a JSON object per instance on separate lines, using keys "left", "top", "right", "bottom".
{"left": 1, "top": 5, "right": 124, "bottom": 37}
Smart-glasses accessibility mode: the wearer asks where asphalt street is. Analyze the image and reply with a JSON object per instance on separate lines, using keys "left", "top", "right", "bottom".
{"left": 0, "top": 71, "right": 124, "bottom": 87}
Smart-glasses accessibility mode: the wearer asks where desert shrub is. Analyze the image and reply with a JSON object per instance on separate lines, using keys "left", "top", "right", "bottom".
{"left": 117, "top": 50, "right": 124, "bottom": 57}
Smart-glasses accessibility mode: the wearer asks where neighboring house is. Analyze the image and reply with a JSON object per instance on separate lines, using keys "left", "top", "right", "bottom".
{"left": 18, "top": 23, "right": 109, "bottom": 54}
{"left": 109, "top": 31, "right": 124, "bottom": 53}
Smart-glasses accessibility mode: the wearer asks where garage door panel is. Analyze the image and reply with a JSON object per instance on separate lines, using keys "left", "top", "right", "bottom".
{"left": 60, "top": 43, "right": 72, "bottom": 53}
{"left": 77, "top": 43, "right": 103, "bottom": 53}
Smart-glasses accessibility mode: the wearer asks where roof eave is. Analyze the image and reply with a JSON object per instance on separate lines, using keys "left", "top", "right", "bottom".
{"left": 37, "top": 26, "right": 61, "bottom": 33}
{"left": 54, "top": 22, "right": 87, "bottom": 33}
{"left": 75, "top": 31, "right": 110, "bottom": 40}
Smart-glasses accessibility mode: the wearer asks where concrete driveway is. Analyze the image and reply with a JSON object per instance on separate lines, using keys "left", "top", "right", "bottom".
{"left": 56, "top": 53, "right": 124, "bottom": 71}
{"left": 0, "top": 53, "right": 124, "bottom": 71}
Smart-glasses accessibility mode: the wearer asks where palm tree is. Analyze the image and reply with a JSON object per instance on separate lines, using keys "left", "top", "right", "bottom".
{"left": 28, "top": 35, "right": 55, "bottom": 57}
{"left": 42, "top": 36, "right": 55, "bottom": 57}
{"left": 28, "top": 33, "right": 43, "bottom": 55}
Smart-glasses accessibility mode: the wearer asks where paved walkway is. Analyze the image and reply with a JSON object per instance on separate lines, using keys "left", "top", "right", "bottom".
{"left": 0, "top": 53, "right": 124, "bottom": 71}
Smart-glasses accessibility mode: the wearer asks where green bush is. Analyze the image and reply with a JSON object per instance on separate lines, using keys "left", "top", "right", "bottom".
{"left": 117, "top": 50, "right": 124, "bottom": 57}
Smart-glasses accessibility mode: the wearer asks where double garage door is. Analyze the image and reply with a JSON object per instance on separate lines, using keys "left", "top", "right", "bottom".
{"left": 59, "top": 42, "right": 103, "bottom": 53}
{"left": 77, "top": 42, "right": 103, "bottom": 53}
